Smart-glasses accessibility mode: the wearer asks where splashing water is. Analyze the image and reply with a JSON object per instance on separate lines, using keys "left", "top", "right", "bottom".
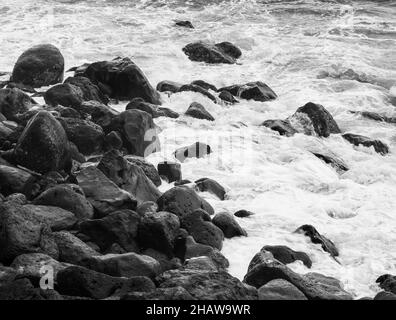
{"left": 1, "top": 0, "right": 395, "bottom": 298}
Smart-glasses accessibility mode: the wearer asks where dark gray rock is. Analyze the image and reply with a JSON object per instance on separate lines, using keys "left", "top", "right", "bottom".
{"left": 289, "top": 102, "right": 341, "bottom": 137}
{"left": 181, "top": 209, "right": 224, "bottom": 250}
{"left": 24, "top": 204, "right": 78, "bottom": 231}
{"left": 83, "top": 253, "right": 161, "bottom": 279}
{"left": 14, "top": 111, "right": 72, "bottom": 174}
{"left": 0, "top": 164, "right": 36, "bottom": 197}
{"left": 182, "top": 236, "right": 229, "bottom": 270}
{"left": 185, "top": 102, "right": 214, "bottom": 121}
{"left": 104, "top": 130, "right": 123, "bottom": 150}
{"left": 183, "top": 41, "right": 242, "bottom": 64}
{"left": 81, "top": 57, "right": 161, "bottom": 104}
{"left": 219, "top": 90, "right": 238, "bottom": 104}
{"left": 10, "top": 253, "right": 69, "bottom": 282}
{"left": 342, "top": 133, "right": 389, "bottom": 155}
{"left": 262, "top": 245, "right": 312, "bottom": 268}
{"left": 219, "top": 81, "right": 277, "bottom": 102}
{"left": 258, "top": 279, "right": 307, "bottom": 300}
{"left": 178, "top": 84, "right": 217, "bottom": 103}
{"left": 56, "top": 265, "right": 151, "bottom": 299}
{"left": 64, "top": 76, "right": 109, "bottom": 105}
{"left": 157, "top": 186, "right": 214, "bottom": 219}
{"left": 33, "top": 184, "right": 94, "bottom": 221}
{"left": 234, "top": 209, "right": 255, "bottom": 218}
{"left": 76, "top": 166, "right": 138, "bottom": 217}
{"left": 312, "top": 152, "right": 349, "bottom": 173}
{"left": 261, "top": 119, "right": 297, "bottom": 137}
{"left": 157, "top": 269, "right": 258, "bottom": 300}
{"left": 53, "top": 231, "right": 100, "bottom": 265}
{"left": 58, "top": 117, "right": 104, "bottom": 155}
{"left": 0, "top": 202, "right": 59, "bottom": 264}
{"left": 156, "top": 80, "right": 183, "bottom": 93}
{"left": 191, "top": 80, "right": 217, "bottom": 92}
{"left": 243, "top": 250, "right": 352, "bottom": 300}
{"left": 175, "top": 20, "right": 194, "bottom": 29}
{"left": 0, "top": 88, "right": 36, "bottom": 121}
{"left": 11, "top": 44, "right": 64, "bottom": 88}
{"left": 138, "top": 211, "right": 180, "bottom": 256}
{"left": 195, "top": 177, "right": 226, "bottom": 200}
{"left": 44, "top": 83, "right": 84, "bottom": 108}
{"left": 97, "top": 150, "right": 161, "bottom": 203}
{"left": 295, "top": 225, "right": 339, "bottom": 258}
{"left": 125, "top": 155, "right": 162, "bottom": 187}
{"left": 79, "top": 209, "right": 140, "bottom": 252}
{"left": 374, "top": 291, "right": 396, "bottom": 300}
{"left": 104, "top": 109, "right": 160, "bottom": 157}
{"left": 212, "top": 212, "right": 247, "bottom": 238}
{"left": 376, "top": 274, "right": 396, "bottom": 294}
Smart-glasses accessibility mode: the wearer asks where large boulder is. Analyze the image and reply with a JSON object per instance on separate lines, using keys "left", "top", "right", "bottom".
{"left": 97, "top": 150, "right": 161, "bottom": 203}
{"left": 24, "top": 204, "right": 78, "bottom": 231}
{"left": 185, "top": 102, "right": 214, "bottom": 121}
{"left": 81, "top": 57, "right": 161, "bottom": 103}
{"left": 181, "top": 209, "right": 224, "bottom": 250}
{"left": 105, "top": 109, "right": 160, "bottom": 157}
{"left": 219, "top": 81, "right": 277, "bottom": 102}
{"left": 183, "top": 41, "right": 242, "bottom": 64}
{"left": 174, "top": 142, "right": 212, "bottom": 163}
{"left": 288, "top": 102, "right": 341, "bottom": 137}
{"left": 212, "top": 212, "right": 247, "bottom": 238}
{"left": 33, "top": 184, "right": 94, "bottom": 221}
{"left": 243, "top": 250, "right": 351, "bottom": 300}
{"left": 342, "top": 133, "right": 389, "bottom": 155}
{"left": 258, "top": 279, "right": 307, "bottom": 300}
{"left": 295, "top": 225, "right": 339, "bottom": 259}
{"left": 195, "top": 177, "right": 226, "bottom": 200}
{"left": 14, "top": 111, "right": 71, "bottom": 174}
{"left": 0, "top": 202, "right": 58, "bottom": 264}
{"left": 11, "top": 44, "right": 64, "bottom": 88}
{"left": 83, "top": 253, "right": 161, "bottom": 279}
{"left": 79, "top": 210, "right": 140, "bottom": 252}
{"left": 44, "top": 83, "right": 84, "bottom": 108}
{"left": 56, "top": 265, "right": 152, "bottom": 299}
{"left": 125, "top": 156, "right": 161, "bottom": 187}
{"left": 58, "top": 117, "right": 104, "bottom": 155}
{"left": 0, "top": 164, "right": 36, "bottom": 197}
{"left": 157, "top": 186, "right": 214, "bottom": 219}
{"left": 0, "top": 88, "right": 36, "bottom": 121}
{"left": 53, "top": 231, "right": 100, "bottom": 265}
{"left": 64, "top": 76, "right": 109, "bottom": 105}
{"left": 76, "top": 166, "right": 138, "bottom": 217}
{"left": 157, "top": 269, "right": 258, "bottom": 300}
{"left": 138, "top": 211, "right": 180, "bottom": 256}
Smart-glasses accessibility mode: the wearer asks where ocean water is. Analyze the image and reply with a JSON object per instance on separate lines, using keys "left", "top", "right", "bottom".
{"left": 1, "top": 0, "right": 395, "bottom": 298}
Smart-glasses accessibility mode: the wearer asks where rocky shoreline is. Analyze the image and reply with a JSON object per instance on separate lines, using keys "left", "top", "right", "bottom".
{"left": 0, "top": 39, "right": 394, "bottom": 300}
